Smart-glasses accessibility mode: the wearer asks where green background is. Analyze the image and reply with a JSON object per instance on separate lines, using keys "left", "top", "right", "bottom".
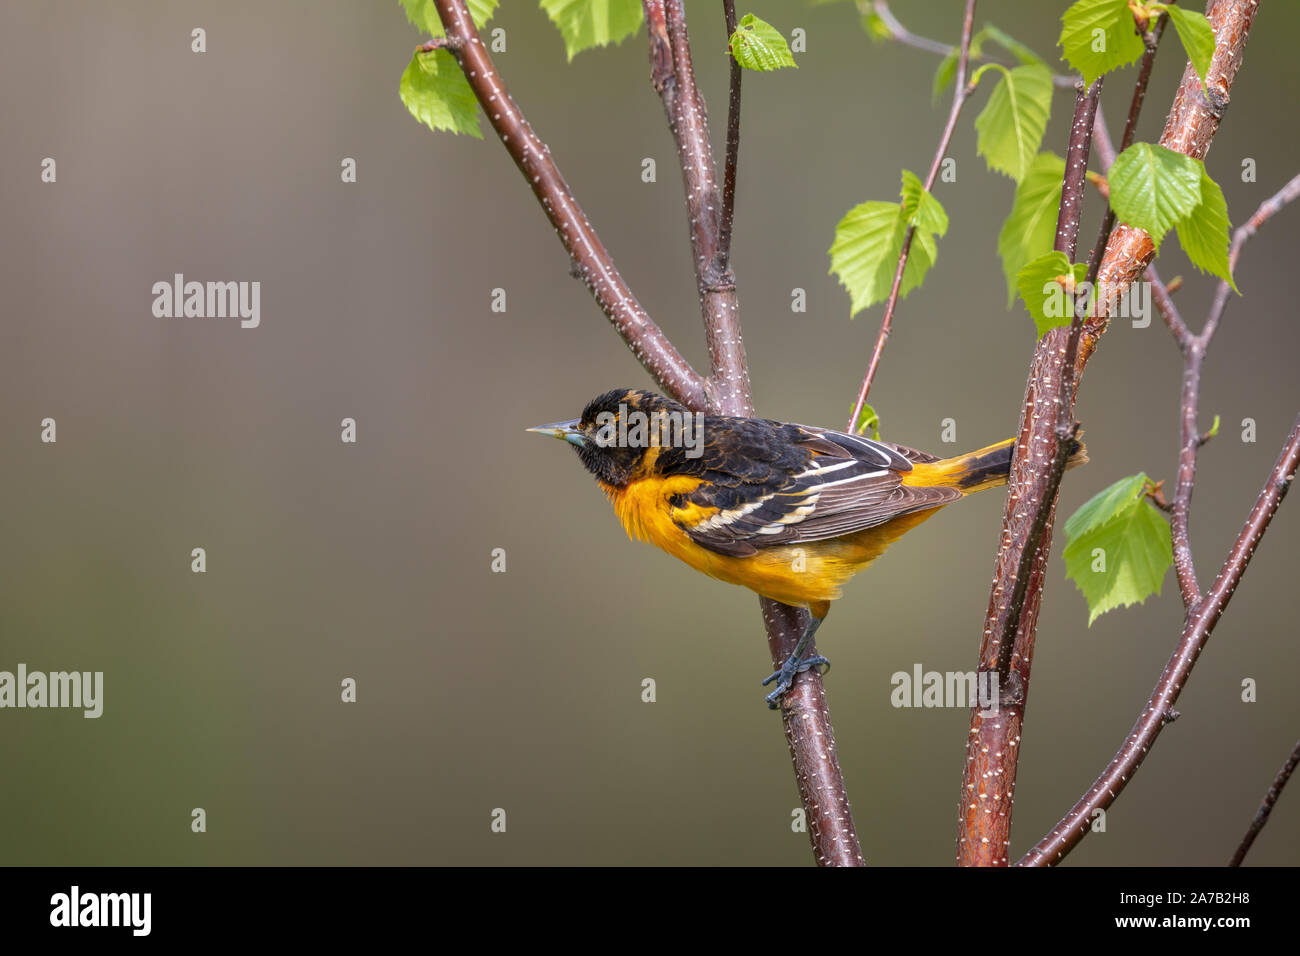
{"left": 1, "top": 0, "right": 1297, "bottom": 866}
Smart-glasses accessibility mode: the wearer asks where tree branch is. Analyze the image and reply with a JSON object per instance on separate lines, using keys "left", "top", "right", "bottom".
{"left": 1085, "top": 18, "right": 1166, "bottom": 284}
{"left": 1022, "top": 414, "right": 1300, "bottom": 865}
{"left": 427, "top": 0, "right": 707, "bottom": 408}
{"left": 846, "top": 0, "right": 978, "bottom": 433}
{"left": 642, "top": 0, "right": 862, "bottom": 866}
{"left": 957, "top": 0, "right": 1260, "bottom": 866}
{"left": 643, "top": 0, "right": 750, "bottom": 415}
{"left": 865, "top": 0, "right": 1078, "bottom": 88}
{"left": 992, "top": 78, "right": 1102, "bottom": 683}
{"left": 1230, "top": 739, "right": 1300, "bottom": 866}
{"left": 719, "top": 0, "right": 742, "bottom": 267}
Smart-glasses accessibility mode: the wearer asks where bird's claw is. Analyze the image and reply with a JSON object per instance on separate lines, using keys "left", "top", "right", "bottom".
{"left": 762, "top": 654, "right": 831, "bottom": 709}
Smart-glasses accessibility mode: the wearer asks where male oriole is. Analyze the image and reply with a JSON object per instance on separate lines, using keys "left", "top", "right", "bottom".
{"left": 530, "top": 388, "right": 1087, "bottom": 707}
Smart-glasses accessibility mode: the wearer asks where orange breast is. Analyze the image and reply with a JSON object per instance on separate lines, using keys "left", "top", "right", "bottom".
{"left": 601, "top": 476, "right": 947, "bottom": 618}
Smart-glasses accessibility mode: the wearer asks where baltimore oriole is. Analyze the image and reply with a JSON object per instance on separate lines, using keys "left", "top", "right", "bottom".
{"left": 530, "top": 388, "right": 1087, "bottom": 706}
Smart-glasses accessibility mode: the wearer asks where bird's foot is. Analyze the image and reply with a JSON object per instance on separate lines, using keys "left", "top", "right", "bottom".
{"left": 762, "top": 654, "right": 831, "bottom": 709}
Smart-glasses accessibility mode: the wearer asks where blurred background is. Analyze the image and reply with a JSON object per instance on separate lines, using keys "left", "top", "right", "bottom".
{"left": 1, "top": 0, "right": 1297, "bottom": 866}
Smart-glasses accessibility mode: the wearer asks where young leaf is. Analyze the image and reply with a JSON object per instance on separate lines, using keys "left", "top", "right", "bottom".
{"left": 1015, "top": 251, "right": 1087, "bottom": 337}
{"left": 932, "top": 48, "right": 960, "bottom": 102}
{"left": 900, "top": 169, "right": 949, "bottom": 237}
{"left": 1063, "top": 474, "right": 1173, "bottom": 625}
{"left": 1163, "top": 4, "right": 1215, "bottom": 90}
{"left": 400, "top": 50, "right": 482, "bottom": 138}
{"left": 974, "top": 64, "right": 1053, "bottom": 182}
{"left": 400, "top": 0, "right": 498, "bottom": 37}
{"left": 998, "top": 152, "right": 1065, "bottom": 307}
{"left": 1107, "top": 142, "right": 1203, "bottom": 249}
{"left": 830, "top": 172, "right": 946, "bottom": 317}
{"left": 1059, "top": 0, "right": 1145, "bottom": 87}
{"left": 1175, "top": 165, "right": 1237, "bottom": 290}
{"left": 852, "top": 402, "right": 881, "bottom": 440}
{"left": 730, "top": 13, "right": 797, "bottom": 71}
{"left": 540, "top": 0, "right": 643, "bottom": 61}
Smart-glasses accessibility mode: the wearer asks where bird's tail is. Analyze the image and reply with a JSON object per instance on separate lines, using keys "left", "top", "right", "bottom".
{"left": 907, "top": 434, "right": 1089, "bottom": 495}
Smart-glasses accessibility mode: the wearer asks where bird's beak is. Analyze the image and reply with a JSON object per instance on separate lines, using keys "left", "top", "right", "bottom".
{"left": 526, "top": 418, "right": 587, "bottom": 448}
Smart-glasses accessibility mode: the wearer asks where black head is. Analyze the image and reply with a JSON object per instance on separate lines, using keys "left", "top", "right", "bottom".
{"left": 528, "top": 388, "right": 693, "bottom": 487}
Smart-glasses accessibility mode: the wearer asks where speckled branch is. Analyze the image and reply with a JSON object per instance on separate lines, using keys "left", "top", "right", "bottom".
{"left": 428, "top": 0, "right": 706, "bottom": 409}
{"left": 1023, "top": 415, "right": 1300, "bottom": 866}
{"left": 957, "top": 0, "right": 1259, "bottom": 867}
{"left": 643, "top": 0, "right": 862, "bottom": 867}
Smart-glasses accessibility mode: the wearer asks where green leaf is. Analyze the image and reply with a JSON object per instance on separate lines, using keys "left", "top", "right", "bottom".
{"left": 932, "top": 48, "right": 960, "bottom": 102}
{"left": 540, "top": 0, "right": 643, "bottom": 61}
{"left": 1163, "top": 5, "right": 1215, "bottom": 90}
{"left": 900, "top": 169, "right": 949, "bottom": 237}
{"left": 400, "top": 0, "right": 498, "bottom": 36}
{"left": 1107, "top": 142, "right": 1203, "bottom": 249}
{"left": 400, "top": 50, "right": 482, "bottom": 138}
{"left": 730, "top": 13, "right": 797, "bottom": 71}
{"left": 1063, "top": 473, "right": 1173, "bottom": 625}
{"left": 1015, "top": 251, "right": 1087, "bottom": 337}
{"left": 998, "top": 152, "right": 1065, "bottom": 307}
{"left": 829, "top": 172, "right": 946, "bottom": 317}
{"left": 1175, "top": 164, "right": 1237, "bottom": 290}
{"left": 1059, "top": 0, "right": 1145, "bottom": 87}
{"left": 974, "top": 64, "right": 1053, "bottom": 182}
{"left": 852, "top": 402, "right": 881, "bottom": 440}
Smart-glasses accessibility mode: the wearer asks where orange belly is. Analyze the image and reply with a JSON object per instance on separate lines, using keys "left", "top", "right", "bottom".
{"left": 602, "top": 476, "right": 946, "bottom": 618}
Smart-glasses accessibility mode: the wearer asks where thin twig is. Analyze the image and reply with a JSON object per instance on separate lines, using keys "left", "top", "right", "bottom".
{"left": 1230, "top": 739, "right": 1300, "bottom": 866}
{"left": 845, "top": 0, "right": 978, "bottom": 433}
{"left": 1022, "top": 414, "right": 1300, "bottom": 865}
{"left": 427, "top": 0, "right": 707, "bottom": 408}
{"left": 1085, "top": 18, "right": 1165, "bottom": 285}
{"left": 719, "top": 0, "right": 742, "bottom": 267}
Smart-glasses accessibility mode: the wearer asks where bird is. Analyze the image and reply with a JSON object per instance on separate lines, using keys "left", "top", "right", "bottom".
{"left": 529, "top": 388, "right": 1087, "bottom": 707}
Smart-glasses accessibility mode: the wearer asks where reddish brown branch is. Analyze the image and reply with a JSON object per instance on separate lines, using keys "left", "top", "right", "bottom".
{"left": 1022, "top": 414, "right": 1300, "bottom": 865}
{"left": 845, "top": 0, "right": 978, "bottom": 433}
{"left": 642, "top": 0, "right": 860, "bottom": 866}
{"left": 1085, "top": 18, "right": 1165, "bottom": 284}
{"left": 719, "top": 0, "right": 742, "bottom": 267}
{"left": 1230, "top": 739, "right": 1300, "bottom": 866}
{"left": 957, "top": 0, "right": 1260, "bottom": 866}
{"left": 992, "top": 79, "right": 1102, "bottom": 684}
{"left": 644, "top": 0, "right": 750, "bottom": 415}
{"left": 428, "top": 0, "right": 706, "bottom": 409}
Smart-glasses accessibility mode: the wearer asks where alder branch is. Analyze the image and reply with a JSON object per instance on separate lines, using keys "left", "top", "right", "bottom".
{"left": 719, "top": 0, "right": 742, "bottom": 266}
{"left": 846, "top": 0, "right": 978, "bottom": 433}
{"left": 1230, "top": 739, "right": 1300, "bottom": 866}
{"left": 992, "top": 78, "right": 1102, "bottom": 683}
{"left": 643, "top": 0, "right": 750, "bottom": 415}
{"left": 1085, "top": 17, "right": 1166, "bottom": 284}
{"left": 1017, "top": 170, "right": 1300, "bottom": 866}
{"left": 957, "top": 0, "right": 1260, "bottom": 866}
{"left": 1023, "top": 414, "right": 1300, "bottom": 865}
{"left": 427, "top": 0, "right": 707, "bottom": 409}
{"left": 642, "top": 0, "right": 862, "bottom": 866}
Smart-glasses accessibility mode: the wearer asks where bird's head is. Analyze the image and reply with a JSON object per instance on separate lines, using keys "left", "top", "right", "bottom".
{"left": 527, "top": 388, "right": 695, "bottom": 487}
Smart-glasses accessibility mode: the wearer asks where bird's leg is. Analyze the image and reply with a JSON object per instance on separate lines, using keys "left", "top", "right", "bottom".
{"left": 761, "top": 615, "right": 830, "bottom": 709}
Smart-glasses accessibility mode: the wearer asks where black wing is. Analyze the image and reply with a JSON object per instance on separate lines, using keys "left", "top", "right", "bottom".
{"left": 667, "top": 420, "right": 959, "bottom": 557}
